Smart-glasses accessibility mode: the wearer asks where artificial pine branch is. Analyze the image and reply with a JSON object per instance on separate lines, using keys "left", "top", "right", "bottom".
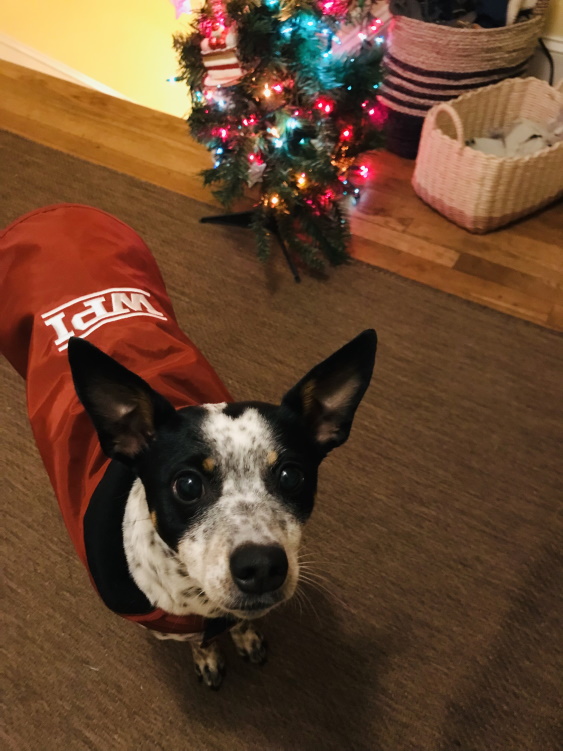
{"left": 250, "top": 207, "right": 272, "bottom": 261}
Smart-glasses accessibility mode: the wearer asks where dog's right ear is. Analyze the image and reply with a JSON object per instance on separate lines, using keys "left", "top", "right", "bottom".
{"left": 68, "top": 337, "right": 177, "bottom": 463}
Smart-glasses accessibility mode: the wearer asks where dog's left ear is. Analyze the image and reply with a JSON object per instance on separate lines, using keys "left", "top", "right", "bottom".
{"left": 68, "top": 337, "right": 177, "bottom": 463}
{"left": 281, "top": 329, "right": 377, "bottom": 456}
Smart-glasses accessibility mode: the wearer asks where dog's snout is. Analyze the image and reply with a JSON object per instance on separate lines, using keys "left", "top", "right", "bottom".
{"left": 230, "top": 544, "right": 288, "bottom": 595}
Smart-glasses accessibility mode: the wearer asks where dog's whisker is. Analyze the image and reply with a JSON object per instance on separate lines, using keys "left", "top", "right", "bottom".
{"left": 297, "top": 573, "right": 350, "bottom": 612}
{"left": 302, "top": 569, "right": 333, "bottom": 589}
{"left": 291, "top": 588, "right": 305, "bottom": 619}
{"left": 297, "top": 553, "right": 319, "bottom": 565}
{"left": 299, "top": 573, "right": 339, "bottom": 596}
{"left": 298, "top": 565, "right": 340, "bottom": 591}
{"left": 294, "top": 584, "right": 323, "bottom": 625}
{"left": 299, "top": 569, "right": 334, "bottom": 586}
{"left": 297, "top": 551, "right": 352, "bottom": 611}
{"left": 286, "top": 586, "right": 309, "bottom": 621}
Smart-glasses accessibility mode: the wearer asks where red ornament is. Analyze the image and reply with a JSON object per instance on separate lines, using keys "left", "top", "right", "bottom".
{"left": 200, "top": 25, "right": 242, "bottom": 88}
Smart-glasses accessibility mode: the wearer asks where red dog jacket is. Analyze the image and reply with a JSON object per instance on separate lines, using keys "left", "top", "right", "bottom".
{"left": 0, "top": 204, "right": 233, "bottom": 638}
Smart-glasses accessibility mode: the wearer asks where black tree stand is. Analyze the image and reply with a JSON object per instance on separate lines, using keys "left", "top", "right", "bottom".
{"left": 200, "top": 210, "right": 301, "bottom": 283}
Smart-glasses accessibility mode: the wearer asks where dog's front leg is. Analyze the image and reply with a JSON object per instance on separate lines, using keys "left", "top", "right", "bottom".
{"left": 230, "top": 620, "right": 267, "bottom": 665}
{"left": 153, "top": 631, "right": 227, "bottom": 689}
{"left": 190, "top": 640, "right": 226, "bottom": 690}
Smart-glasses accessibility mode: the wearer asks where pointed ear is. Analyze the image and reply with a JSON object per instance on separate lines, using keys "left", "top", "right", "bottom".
{"left": 281, "top": 330, "right": 377, "bottom": 456}
{"left": 67, "top": 337, "right": 177, "bottom": 463}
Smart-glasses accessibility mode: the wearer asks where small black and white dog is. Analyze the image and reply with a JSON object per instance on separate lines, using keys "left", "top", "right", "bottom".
{"left": 0, "top": 204, "right": 376, "bottom": 690}
{"left": 69, "top": 329, "right": 376, "bottom": 688}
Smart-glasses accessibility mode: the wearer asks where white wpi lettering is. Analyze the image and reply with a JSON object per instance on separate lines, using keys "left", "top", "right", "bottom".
{"left": 110, "top": 291, "right": 160, "bottom": 316}
{"left": 43, "top": 311, "right": 74, "bottom": 348}
{"left": 42, "top": 287, "right": 167, "bottom": 351}
{"left": 71, "top": 296, "right": 110, "bottom": 332}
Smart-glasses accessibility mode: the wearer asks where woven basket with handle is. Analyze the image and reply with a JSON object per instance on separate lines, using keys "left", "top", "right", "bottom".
{"left": 380, "top": 0, "right": 550, "bottom": 158}
{"left": 411, "top": 76, "right": 563, "bottom": 233}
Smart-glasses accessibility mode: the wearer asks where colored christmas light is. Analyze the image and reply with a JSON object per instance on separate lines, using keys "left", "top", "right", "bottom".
{"left": 319, "top": 0, "right": 348, "bottom": 14}
{"left": 315, "top": 98, "right": 333, "bottom": 114}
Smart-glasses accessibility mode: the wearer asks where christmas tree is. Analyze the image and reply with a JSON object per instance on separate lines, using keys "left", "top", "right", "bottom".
{"left": 174, "top": 0, "right": 385, "bottom": 271}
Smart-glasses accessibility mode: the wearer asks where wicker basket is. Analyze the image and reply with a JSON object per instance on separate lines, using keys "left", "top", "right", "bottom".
{"left": 411, "top": 77, "right": 563, "bottom": 233}
{"left": 379, "top": 1, "right": 550, "bottom": 158}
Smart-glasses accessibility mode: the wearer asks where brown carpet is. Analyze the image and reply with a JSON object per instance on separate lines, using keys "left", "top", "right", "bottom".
{"left": 0, "top": 129, "right": 562, "bottom": 751}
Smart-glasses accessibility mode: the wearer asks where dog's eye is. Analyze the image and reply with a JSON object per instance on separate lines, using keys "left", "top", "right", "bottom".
{"left": 173, "top": 472, "right": 204, "bottom": 503}
{"left": 278, "top": 464, "right": 304, "bottom": 493}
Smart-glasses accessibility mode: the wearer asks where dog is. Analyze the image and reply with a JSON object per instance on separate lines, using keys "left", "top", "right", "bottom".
{"left": 0, "top": 204, "right": 377, "bottom": 688}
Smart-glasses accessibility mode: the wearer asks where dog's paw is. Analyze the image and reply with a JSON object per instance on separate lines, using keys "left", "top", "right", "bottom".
{"left": 231, "top": 622, "right": 268, "bottom": 665}
{"left": 194, "top": 658, "right": 226, "bottom": 690}
{"left": 191, "top": 642, "right": 226, "bottom": 690}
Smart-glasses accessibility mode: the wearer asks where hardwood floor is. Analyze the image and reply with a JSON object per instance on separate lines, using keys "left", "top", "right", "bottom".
{"left": 1, "top": 59, "right": 562, "bottom": 331}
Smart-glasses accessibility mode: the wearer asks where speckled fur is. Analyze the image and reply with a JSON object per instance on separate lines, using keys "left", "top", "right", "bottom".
{"left": 176, "top": 406, "right": 302, "bottom": 619}
{"left": 122, "top": 477, "right": 224, "bottom": 618}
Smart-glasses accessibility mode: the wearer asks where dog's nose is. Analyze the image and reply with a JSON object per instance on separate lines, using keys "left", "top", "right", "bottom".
{"left": 230, "top": 544, "right": 288, "bottom": 595}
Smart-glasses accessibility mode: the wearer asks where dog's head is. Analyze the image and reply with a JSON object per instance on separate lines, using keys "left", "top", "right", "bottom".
{"left": 68, "top": 330, "right": 376, "bottom": 619}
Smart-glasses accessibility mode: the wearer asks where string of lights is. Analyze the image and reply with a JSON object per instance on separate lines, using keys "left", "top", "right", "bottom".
{"left": 174, "top": 0, "right": 385, "bottom": 269}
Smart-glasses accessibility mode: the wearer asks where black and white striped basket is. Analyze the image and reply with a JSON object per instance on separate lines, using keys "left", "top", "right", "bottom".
{"left": 379, "top": 1, "right": 550, "bottom": 159}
